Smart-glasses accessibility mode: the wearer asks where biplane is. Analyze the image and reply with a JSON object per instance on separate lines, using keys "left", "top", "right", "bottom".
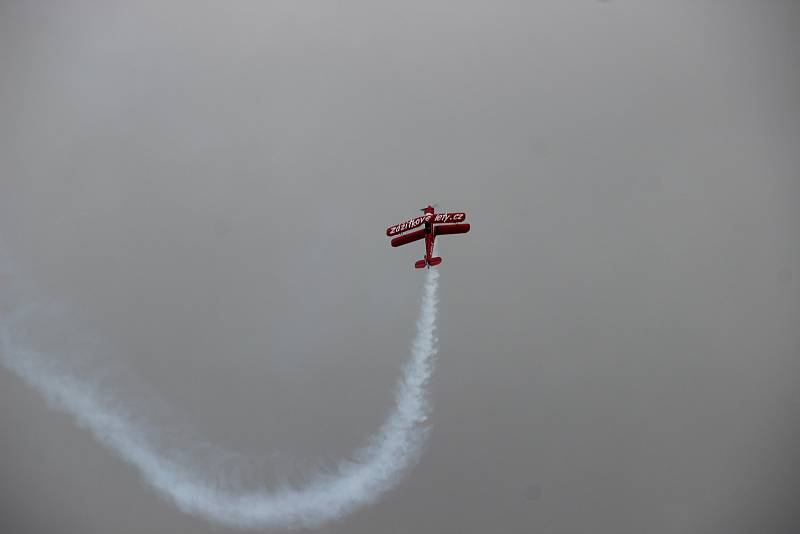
{"left": 386, "top": 205, "right": 470, "bottom": 268}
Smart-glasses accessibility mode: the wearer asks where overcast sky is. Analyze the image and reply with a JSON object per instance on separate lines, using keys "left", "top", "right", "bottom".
{"left": 1, "top": 1, "right": 799, "bottom": 533}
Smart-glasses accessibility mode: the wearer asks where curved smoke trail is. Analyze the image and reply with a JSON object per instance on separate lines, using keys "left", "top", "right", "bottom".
{"left": 0, "top": 251, "right": 440, "bottom": 529}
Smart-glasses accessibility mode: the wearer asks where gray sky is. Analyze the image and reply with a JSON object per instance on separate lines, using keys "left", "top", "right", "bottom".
{"left": 1, "top": 1, "right": 799, "bottom": 532}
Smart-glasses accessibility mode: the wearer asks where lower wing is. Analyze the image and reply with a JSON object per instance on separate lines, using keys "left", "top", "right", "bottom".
{"left": 391, "top": 228, "right": 427, "bottom": 247}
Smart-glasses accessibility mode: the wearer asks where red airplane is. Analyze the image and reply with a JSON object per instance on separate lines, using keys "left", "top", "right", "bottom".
{"left": 386, "top": 205, "right": 471, "bottom": 268}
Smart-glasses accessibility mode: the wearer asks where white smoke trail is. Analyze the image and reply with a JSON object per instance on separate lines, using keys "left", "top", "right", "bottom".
{"left": 0, "top": 252, "right": 440, "bottom": 530}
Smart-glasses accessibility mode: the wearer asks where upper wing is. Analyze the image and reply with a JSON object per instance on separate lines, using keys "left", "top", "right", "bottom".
{"left": 432, "top": 212, "right": 467, "bottom": 224}
{"left": 391, "top": 228, "right": 427, "bottom": 247}
{"left": 386, "top": 214, "right": 433, "bottom": 237}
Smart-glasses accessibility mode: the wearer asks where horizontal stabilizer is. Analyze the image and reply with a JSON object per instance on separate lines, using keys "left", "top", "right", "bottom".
{"left": 428, "top": 257, "right": 442, "bottom": 266}
{"left": 415, "top": 259, "right": 427, "bottom": 269}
